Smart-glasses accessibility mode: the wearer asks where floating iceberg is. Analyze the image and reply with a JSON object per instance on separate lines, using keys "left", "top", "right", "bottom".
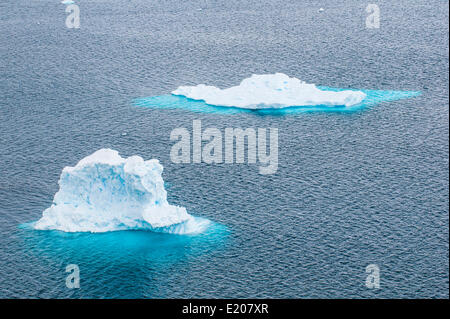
{"left": 61, "top": 0, "right": 75, "bottom": 4}
{"left": 34, "top": 149, "right": 210, "bottom": 234}
{"left": 172, "top": 73, "right": 367, "bottom": 109}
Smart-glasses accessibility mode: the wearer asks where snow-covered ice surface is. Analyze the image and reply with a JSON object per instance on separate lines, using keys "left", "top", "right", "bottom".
{"left": 172, "top": 73, "right": 367, "bottom": 108}
{"left": 34, "top": 149, "right": 210, "bottom": 234}
{"left": 136, "top": 74, "right": 421, "bottom": 115}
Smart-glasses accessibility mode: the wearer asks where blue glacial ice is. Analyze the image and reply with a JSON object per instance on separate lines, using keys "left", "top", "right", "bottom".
{"left": 134, "top": 73, "right": 421, "bottom": 115}
{"left": 34, "top": 149, "right": 210, "bottom": 234}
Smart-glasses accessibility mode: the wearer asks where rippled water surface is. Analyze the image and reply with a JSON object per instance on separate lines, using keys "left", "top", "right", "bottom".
{"left": 0, "top": 0, "right": 448, "bottom": 298}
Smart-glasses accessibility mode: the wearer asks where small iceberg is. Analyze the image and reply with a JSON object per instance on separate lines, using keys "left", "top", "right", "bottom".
{"left": 172, "top": 73, "right": 367, "bottom": 109}
{"left": 61, "top": 0, "right": 75, "bottom": 4}
{"left": 34, "top": 149, "right": 211, "bottom": 234}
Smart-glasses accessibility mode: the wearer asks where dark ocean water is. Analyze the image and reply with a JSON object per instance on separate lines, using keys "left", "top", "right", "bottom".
{"left": 0, "top": 0, "right": 448, "bottom": 298}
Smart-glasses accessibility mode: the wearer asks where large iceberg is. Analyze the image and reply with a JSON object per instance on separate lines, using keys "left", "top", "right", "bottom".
{"left": 34, "top": 149, "right": 209, "bottom": 234}
{"left": 172, "top": 73, "right": 366, "bottom": 109}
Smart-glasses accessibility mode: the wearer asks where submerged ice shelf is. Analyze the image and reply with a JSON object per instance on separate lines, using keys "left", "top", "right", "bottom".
{"left": 34, "top": 149, "right": 211, "bottom": 234}
{"left": 134, "top": 73, "right": 421, "bottom": 115}
{"left": 172, "top": 73, "right": 367, "bottom": 108}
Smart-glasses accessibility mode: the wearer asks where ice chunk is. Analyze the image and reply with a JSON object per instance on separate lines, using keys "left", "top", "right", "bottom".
{"left": 34, "top": 149, "right": 209, "bottom": 234}
{"left": 172, "top": 73, "right": 366, "bottom": 108}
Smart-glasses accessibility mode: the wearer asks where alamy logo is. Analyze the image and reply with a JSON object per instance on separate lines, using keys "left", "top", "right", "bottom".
{"left": 365, "top": 4, "right": 380, "bottom": 29}
{"left": 170, "top": 120, "right": 279, "bottom": 174}
{"left": 365, "top": 264, "right": 380, "bottom": 289}
{"left": 65, "top": 264, "right": 80, "bottom": 289}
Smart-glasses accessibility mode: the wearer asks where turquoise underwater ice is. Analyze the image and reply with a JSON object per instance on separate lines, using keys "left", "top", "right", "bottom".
{"left": 133, "top": 87, "right": 421, "bottom": 115}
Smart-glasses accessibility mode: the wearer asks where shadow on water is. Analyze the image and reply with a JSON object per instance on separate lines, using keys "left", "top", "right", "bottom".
{"left": 133, "top": 87, "right": 421, "bottom": 115}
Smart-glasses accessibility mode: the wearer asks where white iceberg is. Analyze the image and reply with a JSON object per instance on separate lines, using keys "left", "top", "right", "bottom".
{"left": 61, "top": 0, "right": 75, "bottom": 4}
{"left": 172, "top": 73, "right": 366, "bottom": 108}
{"left": 34, "top": 149, "right": 209, "bottom": 234}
